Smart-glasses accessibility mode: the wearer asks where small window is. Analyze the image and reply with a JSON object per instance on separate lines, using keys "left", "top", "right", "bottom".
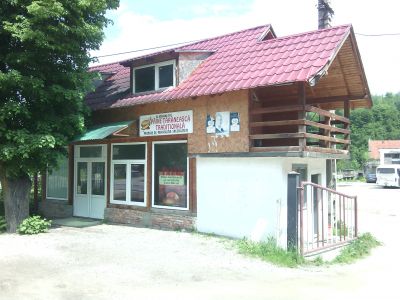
{"left": 80, "top": 146, "right": 102, "bottom": 158}
{"left": 112, "top": 144, "right": 145, "bottom": 160}
{"left": 133, "top": 60, "right": 175, "bottom": 93}
{"left": 135, "top": 66, "right": 155, "bottom": 93}
{"left": 159, "top": 64, "right": 174, "bottom": 88}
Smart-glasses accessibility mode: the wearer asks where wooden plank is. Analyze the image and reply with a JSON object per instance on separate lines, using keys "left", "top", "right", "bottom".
{"left": 250, "top": 119, "right": 304, "bottom": 127}
{"left": 250, "top": 105, "right": 304, "bottom": 115}
{"left": 305, "top": 105, "right": 350, "bottom": 123}
{"left": 250, "top": 133, "right": 304, "bottom": 140}
{"left": 304, "top": 133, "right": 350, "bottom": 144}
{"left": 305, "top": 146, "right": 349, "bottom": 155}
{"left": 250, "top": 146, "right": 301, "bottom": 152}
{"left": 304, "top": 120, "right": 350, "bottom": 134}
{"left": 250, "top": 120, "right": 349, "bottom": 133}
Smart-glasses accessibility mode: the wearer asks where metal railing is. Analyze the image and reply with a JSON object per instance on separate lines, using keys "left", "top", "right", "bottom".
{"left": 298, "top": 182, "right": 358, "bottom": 255}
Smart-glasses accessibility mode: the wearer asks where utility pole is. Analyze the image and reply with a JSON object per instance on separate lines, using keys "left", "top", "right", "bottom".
{"left": 318, "top": 1, "right": 336, "bottom": 188}
{"left": 318, "top": 0, "right": 334, "bottom": 29}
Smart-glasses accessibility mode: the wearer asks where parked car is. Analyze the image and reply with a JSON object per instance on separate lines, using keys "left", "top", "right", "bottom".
{"left": 366, "top": 173, "right": 377, "bottom": 183}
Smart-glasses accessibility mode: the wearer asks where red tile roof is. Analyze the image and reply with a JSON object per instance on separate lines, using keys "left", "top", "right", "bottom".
{"left": 369, "top": 140, "right": 400, "bottom": 159}
{"left": 87, "top": 24, "right": 352, "bottom": 110}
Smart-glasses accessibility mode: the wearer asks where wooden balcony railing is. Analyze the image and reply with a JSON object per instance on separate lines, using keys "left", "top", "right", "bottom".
{"left": 249, "top": 104, "right": 350, "bottom": 155}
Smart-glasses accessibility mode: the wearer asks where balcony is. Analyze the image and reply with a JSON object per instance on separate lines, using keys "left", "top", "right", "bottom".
{"left": 249, "top": 104, "right": 350, "bottom": 157}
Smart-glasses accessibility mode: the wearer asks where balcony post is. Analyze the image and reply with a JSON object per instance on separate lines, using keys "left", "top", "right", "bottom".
{"left": 298, "top": 82, "right": 306, "bottom": 151}
{"left": 344, "top": 100, "right": 350, "bottom": 150}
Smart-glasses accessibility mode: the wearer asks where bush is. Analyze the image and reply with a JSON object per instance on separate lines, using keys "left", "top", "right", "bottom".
{"left": 17, "top": 215, "right": 52, "bottom": 235}
{"left": 0, "top": 216, "right": 6, "bottom": 233}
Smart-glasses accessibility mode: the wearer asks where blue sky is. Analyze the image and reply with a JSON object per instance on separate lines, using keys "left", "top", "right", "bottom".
{"left": 93, "top": 0, "right": 400, "bottom": 95}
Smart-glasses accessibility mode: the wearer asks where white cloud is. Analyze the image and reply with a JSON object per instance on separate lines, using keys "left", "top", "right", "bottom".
{"left": 92, "top": 0, "right": 400, "bottom": 94}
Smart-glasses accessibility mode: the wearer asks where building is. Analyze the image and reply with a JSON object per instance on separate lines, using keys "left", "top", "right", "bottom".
{"left": 369, "top": 140, "right": 400, "bottom": 166}
{"left": 41, "top": 24, "right": 371, "bottom": 247}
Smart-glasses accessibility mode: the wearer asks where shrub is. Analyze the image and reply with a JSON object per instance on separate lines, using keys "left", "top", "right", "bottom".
{"left": 0, "top": 216, "right": 6, "bottom": 233}
{"left": 17, "top": 216, "right": 52, "bottom": 235}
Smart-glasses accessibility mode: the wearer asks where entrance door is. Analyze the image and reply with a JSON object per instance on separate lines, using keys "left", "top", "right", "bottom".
{"left": 74, "top": 145, "right": 107, "bottom": 219}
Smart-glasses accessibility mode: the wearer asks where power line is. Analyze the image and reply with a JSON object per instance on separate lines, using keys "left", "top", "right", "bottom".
{"left": 93, "top": 38, "right": 203, "bottom": 59}
{"left": 93, "top": 32, "right": 400, "bottom": 59}
{"left": 356, "top": 32, "right": 400, "bottom": 37}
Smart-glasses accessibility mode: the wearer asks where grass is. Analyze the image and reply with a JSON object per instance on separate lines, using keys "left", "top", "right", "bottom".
{"left": 332, "top": 233, "right": 381, "bottom": 264}
{"left": 236, "top": 237, "right": 305, "bottom": 268}
{"left": 233, "top": 233, "right": 380, "bottom": 268}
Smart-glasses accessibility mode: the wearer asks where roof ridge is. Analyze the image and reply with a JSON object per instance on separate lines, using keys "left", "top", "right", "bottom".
{"left": 89, "top": 60, "right": 126, "bottom": 70}
{"left": 177, "top": 24, "right": 271, "bottom": 49}
{"left": 266, "top": 24, "right": 351, "bottom": 43}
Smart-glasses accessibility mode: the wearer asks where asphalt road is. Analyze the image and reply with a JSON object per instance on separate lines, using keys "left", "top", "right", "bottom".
{"left": 0, "top": 182, "right": 398, "bottom": 300}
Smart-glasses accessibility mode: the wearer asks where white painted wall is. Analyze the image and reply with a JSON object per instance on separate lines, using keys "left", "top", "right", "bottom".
{"left": 196, "top": 156, "right": 327, "bottom": 249}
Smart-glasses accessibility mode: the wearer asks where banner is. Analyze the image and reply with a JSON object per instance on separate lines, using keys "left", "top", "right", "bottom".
{"left": 139, "top": 110, "right": 193, "bottom": 137}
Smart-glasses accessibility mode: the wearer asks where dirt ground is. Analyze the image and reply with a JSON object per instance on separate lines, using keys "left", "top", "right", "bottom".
{"left": 0, "top": 182, "right": 399, "bottom": 300}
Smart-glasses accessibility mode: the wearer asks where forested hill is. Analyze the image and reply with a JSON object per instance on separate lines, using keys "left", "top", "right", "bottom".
{"left": 347, "top": 93, "right": 400, "bottom": 169}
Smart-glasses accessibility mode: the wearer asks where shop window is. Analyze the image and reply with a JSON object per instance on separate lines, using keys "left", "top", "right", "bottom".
{"left": 133, "top": 60, "right": 175, "bottom": 93}
{"left": 46, "top": 156, "right": 68, "bottom": 200}
{"left": 111, "top": 143, "right": 146, "bottom": 206}
{"left": 153, "top": 141, "right": 188, "bottom": 210}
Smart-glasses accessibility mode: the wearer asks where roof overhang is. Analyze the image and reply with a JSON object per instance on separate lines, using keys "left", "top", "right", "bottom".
{"left": 74, "top": 121, "right": 133, "bottom": 142}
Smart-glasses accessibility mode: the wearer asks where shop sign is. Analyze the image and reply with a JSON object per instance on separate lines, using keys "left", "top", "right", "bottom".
{"left": 139, "top": 110, "right": 193, "bottom": 137}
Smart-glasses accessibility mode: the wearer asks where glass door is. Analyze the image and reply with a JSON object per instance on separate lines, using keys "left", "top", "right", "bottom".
{"left": 74, "top": 145, "right": 107, "bottom": 219}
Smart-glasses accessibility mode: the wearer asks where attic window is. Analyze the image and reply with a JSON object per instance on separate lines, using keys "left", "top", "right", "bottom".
{"left": 133, "top": 60, "right": 175, "bottom": 93}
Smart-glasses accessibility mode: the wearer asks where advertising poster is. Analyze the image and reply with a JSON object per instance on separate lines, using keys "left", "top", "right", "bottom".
{"left": 158, "top": 171, "right": 186, "bottom": 207}
{"left": 215, "top": 111, "right": 230, "bottom": 136}
{"left": 139, "top": 110, "right": 193, "bottom": 137}
{"left": 206, "top": 114, "right": 215, "bottom": 133}
{"left": 230, "top": 112, "right": 240, "bottom": 131}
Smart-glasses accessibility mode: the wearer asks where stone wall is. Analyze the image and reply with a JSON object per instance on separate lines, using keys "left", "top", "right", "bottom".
{"left": 105, "top": 207, "right": 196, "bottom": 231}
{"left": 39, "top": 199, "right": 73, "bottom": 219}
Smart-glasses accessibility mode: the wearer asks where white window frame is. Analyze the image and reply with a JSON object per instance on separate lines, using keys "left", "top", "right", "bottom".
{"left": 133, "top": 60, "right": 176, "bottom": 93}
{"left": 152, "top": 140, "right": 189, "bottom": 211}
{"left": 46, "top": 155, "right": 69, "bottom": 201}
{"left": 110, "top": 142, "right": 147, "bottom": 206}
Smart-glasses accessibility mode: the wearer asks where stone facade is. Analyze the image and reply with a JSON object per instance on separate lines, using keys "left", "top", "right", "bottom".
{"left": 39, "top": 199, "right": 73, "bottom": 219}
{"left": 105, "top": 207, "right": 196, "bottom": 231}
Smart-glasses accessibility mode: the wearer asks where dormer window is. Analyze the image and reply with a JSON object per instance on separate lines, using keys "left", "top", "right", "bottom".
{"left": 133, "top": 60, "right": 176, "bottom": 93}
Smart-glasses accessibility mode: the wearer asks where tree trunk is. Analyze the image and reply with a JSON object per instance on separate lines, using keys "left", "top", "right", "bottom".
{"left": 0, "top": 173, "right": 31, "bottom": 233}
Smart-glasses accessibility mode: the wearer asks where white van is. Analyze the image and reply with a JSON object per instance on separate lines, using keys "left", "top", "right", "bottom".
{"left": 376, "top": 165, "right": 400, "bottom": 188}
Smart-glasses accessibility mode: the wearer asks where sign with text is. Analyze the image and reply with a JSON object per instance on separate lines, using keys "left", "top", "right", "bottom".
{"left": 139, "top": 110, "right": 193, "bottom": 137}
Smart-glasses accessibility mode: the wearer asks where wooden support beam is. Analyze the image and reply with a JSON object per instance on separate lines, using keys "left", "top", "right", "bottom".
{"left": 298, "top": 82, "right": 306, "bottom": 151}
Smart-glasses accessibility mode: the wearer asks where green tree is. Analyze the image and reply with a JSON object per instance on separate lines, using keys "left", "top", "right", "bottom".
{"left": 0, "top": 0, "right": 118, "bottom": 232}
{"left": 346, "top": 93, "right": 400, "bottom": 169}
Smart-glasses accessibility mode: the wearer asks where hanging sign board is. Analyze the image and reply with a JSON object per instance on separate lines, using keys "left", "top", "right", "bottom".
{"left": 139, "top": 110, "right": 193, "bottom": 137}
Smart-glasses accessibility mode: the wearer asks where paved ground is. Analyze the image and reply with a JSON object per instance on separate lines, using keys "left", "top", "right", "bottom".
{"left": 0, "top": 182, "right": 399, "bottom": 300}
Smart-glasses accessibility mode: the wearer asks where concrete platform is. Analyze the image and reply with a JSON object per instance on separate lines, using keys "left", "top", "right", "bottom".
{"left": 52, "top": 217, "right": 102, "bottom": 228}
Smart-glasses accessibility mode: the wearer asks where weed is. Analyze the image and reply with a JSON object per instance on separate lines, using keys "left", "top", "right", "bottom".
{"left": 236, "top": 237, "right": 305, "bottom": 268}
{"left": 17, "top": 215, "right": 52, "bottom": 235}
{"left": 333, "top": 221, "right": 349, "bottom": 236}
{"left": 332, "top": 232, "right": 381, "bottom": 264}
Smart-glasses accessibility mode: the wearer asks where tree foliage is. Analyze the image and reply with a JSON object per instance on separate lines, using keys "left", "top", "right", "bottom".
{"left": 0, "top": 0, "right": 118, "bottom": 232}
{"left": 0, "top": 0, "right": 118, "bottom": 178}
{"left": 345, "top": 93, "right": 400, "bottom": 169}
